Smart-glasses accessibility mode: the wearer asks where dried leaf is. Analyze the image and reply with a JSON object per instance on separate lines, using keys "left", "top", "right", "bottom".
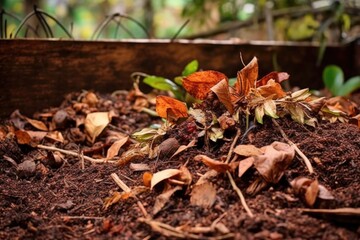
{"left": 178, "top": 165, "right": 192, "bottom": 185}
{"left": 305, "top": 179, "right": 319, "bottom": 207}
{"left": 15, "top": 130, "right": 32, "bottom": 145}
{"left": 255, "top": 104, "right": 265, "bottom": 124}
{"left": 156, "top": 96, "right": 188, "bottom": 121}
{"left": 324, "top": 96, "right": 357, "bottom": 117}
{"left": 234, "top": 144, "right": 263, "bottom": 157}
{"left": 170, "top": 139, "right": 196, "bottom": 159}
{"left": 188, "top": 108, "right": 206, "bottom": 126}
{"left": 263, "top": 99, "right": 279, "bottom": 119}
{"left": 106, "top": 136, "right": 129, "bottom": 159}
{"left": 153, "top": 185, "right": 182, "bottom": 215}
{"left": 151, "top": 169, "right": 182, "bottom": 190}
{"left": 194, "top": 155, "right": 230, "bottom": 173}
{"left": 208, "top": 127, "right": 224, "bottom": 142}
{"left": 238, "top": 157, "right": 255, "bottom": 178}
{"left": 211, "top": 79, "right": 234, "bottom": 114}
{"left": 234, "top": 57, "right": 258, "bottom": 96}
{"left": 27, "top": 131, "right": 48, "bottom": 143}
{"left": 254, "top": 142, "right": 295, "bottom": 183}
{"left": 218, "top": 113, "right": 236, "bottom": 130}
{"left": 85, "top": 112, "right": 111, "bottom": 143}
{"left": 25, "top": 117, "right": 48, "bottom": 131}
{"left": 183, "top": 70, "right": 228, "bottom": 100}
{"left": 45, "top": 131, "right": 64, "bottom": 143}
{"left": 257, "top": 79, "right": 286, "bottom": 99}
{"left": 190, "top": 182, "right": 217, "bottom": 208}
{"left": 256, "top": 72, "right": 289, "bottom": 87}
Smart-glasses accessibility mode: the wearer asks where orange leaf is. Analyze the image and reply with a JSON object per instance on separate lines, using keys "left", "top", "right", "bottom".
{"left": 183, "top": 70, "right": 228, "bottom": 100}
{"left": 25, "top": 117, "right": 48, "bottom": 131}
{"left": 106, "top": 136, "right": 129, "bottom": 160}
{"left": 211, "top": 79, "right": 234, "bottom": 114}
{"left": 143, "top": 171, "right": 153, "bottom": 187}
{"left": 256, "top": 72, "right": 289, "bottom": 87}
{"left": 194, "top": 155, "right": 230, "bottom": 173}
{"left": 257, "top": 79, "right": 286, "bottom": 99}
{"left": 234, "top": 57, "right": 258, "bottom": 96}
{"left": 155, "top": 96, "right": 188, "bottom": 121}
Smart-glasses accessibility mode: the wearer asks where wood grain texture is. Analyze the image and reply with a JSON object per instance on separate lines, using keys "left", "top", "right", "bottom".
{"left": 0, "top": 39, "right": 358, "bottom": 118}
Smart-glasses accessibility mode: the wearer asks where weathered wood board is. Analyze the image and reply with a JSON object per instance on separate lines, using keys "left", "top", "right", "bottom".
{"left": 0, "top": 39, "right": 358, "bottom": 118}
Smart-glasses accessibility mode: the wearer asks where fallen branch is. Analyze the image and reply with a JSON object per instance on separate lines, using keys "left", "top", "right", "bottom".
{"left": 226, "top": 171, "right": 254, "bottom": 218}
{"left": 271, "top": 119, "right": 314, "bottom": 174}
{"left": 37, "top": 144, "right": 118, "bottom": 164}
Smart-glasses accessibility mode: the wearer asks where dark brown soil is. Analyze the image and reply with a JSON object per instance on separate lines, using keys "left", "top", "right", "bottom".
{"left": 0, "top": 90, "right": 359, "bottom": 240}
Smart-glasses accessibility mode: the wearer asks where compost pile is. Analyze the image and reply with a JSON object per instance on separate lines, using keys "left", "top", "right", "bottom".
{"left": 1, "top": 58, "right": 359, "bottom": 239}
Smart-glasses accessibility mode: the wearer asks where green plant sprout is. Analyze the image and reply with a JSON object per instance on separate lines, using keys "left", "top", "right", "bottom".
{"left": 141, "top": 60, "right": 199, "bottom": 102}
{"left": 323, "top": 65, "right": 360, "bottom": 96}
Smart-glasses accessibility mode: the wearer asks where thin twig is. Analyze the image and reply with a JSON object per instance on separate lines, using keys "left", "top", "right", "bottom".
{"left": 272, "top": 119, "right": 314, "bottom": 174}
{"left": 225, "top": 128, "right": 241, "bottom": 164}
{"left": 110, "top": 173, "right": 148, "bottom": 218}
{"left": 37, "top": 144, "right": 117, "bottom": 164}
{"left": 61, "top": 215, "right": 104, "bottom": 220}
{"left": 226, "top": 171, "right": 254, "bottom": 218}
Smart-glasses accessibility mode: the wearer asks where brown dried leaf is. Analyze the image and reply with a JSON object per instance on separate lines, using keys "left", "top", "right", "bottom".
{"left": 234, "top": 144, "right": 263, "bottom": 157}
{"left": 218, "top": 113, "right": 236, "bottom": 130}
{"left": 150, "top": 169, "right": 182, "bottom": 190}
{"left": 106, "top": 136, "right": 129, "bottom": 160}
{"left": 256, "top": 72, "right": 289, "bottom": 87}
{"left": 143, "top": 171, "right": 153, "bottom": 187}
{"left": 85, "top": 112, "right": 111, "bottom": 143}
{"left": 45, "top": 131, "right": 64, "bottom": 143}
{"left": 257, "top": 79, "right": 286, "bottom": 99}
{"left": 325, "top": 96, "right": 358, "bottom": 117}
{"left": 25, "top": 117, "right": 48, "bottom": 131}
{"left": 26, "top": 131, "right": 47, "bottom": 144}
{"left": 234, "top": 57, "right": 258, "bottom": 96}
{"left": 238, "top": 157, "right": 255, "bottom": 178}
{"left": 130, "top": 163, "right": 150, "bottom": 172}
{"left": 155, "top": 96, "right": 188, "bottom": 121}
{"left": 194, "top": 155, "right": 231, "bottom": 173}
{"left": 211, "top": 79, "right": 234, "bottom": 114}
{"left": 177, "top": 165, "right": 192, "bottom": 185}
{"left": 305, "top": 179, "right": 319, "bottom": 207}
{"left": 183, "top": 70, "right": 228, "bottom": 100}
{"left": 170, "top": 139, "right": 196, "bottom": 159}
{"left": 15, "top": 130, "right": 32, "bottom": 145}
{"left": 153, "top": 185, "right": 182, "bottom": 215}
{"left": 190, "top": 182, "right": 217, "bottom": 208}
{"left": 254, "top": 142, "right": 295, "bottom": 183}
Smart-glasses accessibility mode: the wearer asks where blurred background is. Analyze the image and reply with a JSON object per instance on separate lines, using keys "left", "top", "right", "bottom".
{"left": 1, "top": 0, "right": 359, "bottom": 42}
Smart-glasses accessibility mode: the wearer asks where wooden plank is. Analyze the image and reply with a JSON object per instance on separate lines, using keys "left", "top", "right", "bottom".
{"left": 0, "top": 39, "right": 358, "bottom": 118}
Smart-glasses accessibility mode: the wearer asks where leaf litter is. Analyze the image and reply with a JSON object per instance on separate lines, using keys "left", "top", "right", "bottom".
{"left": 0, "top": 58, "right": 360, "bottom": 239}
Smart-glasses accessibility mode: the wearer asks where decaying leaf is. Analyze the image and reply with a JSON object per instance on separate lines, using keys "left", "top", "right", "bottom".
{"left": 208, "top": 127, "right": 224, "bottom": 142}
{"left": 156, "top": 96, "right": 188, "bottom": 121}
{"left": 257, "top": 79, "right": 286, "bottom": 99}
{"left": 210, "top": 79, "right": 234, "bottom": 114}
{"left": 103, "top": 186, "right": 148, "bottom": 210}
{"left": 143, "top": 171, "right": 153, "bottom": 187}
{"left": 183, "top": 70, "right": 228, "bottom": 100}
{"left": 256, "top": 72, "right": 289, "bottom": 87}
{"left": 238, "top": 157, "right": 255, "bottom": 178}
{"left": 218, "top": 113, "right": 236, "bottom": 130}
{"left": 15, "top": 130, "right": 33, "bottom": 145}
{"left": 25, "top": 117, "right": 48, "bottom": 131}
{"left": 234, "top": 144, "right": 263, "bottom": 157}
{"left": 85, "top": 112, "right": 112, "bottom": 143}
{"left": 188, "top": 108, "right": 206, "bottom": 126}
{"left": 234, "top": 57, "right": 258, "bottom": 96}
{"left": 106, "top": 136, "right": 129, "bottom": 160}
{"left": 150, "top": 169, "right": 182, "bottom": 190}
{"left": 130, "top": 163, "right": 150, "bottom": 172}
{"left": 291, "top": 177, "right": 334, "bottom": 207}
{"left": 194, "top": 155, "right": 230, "bottom": 173}
{"left": 253, "top": 142, "right": 295, "bottom": 183}
{"left": 170, "top": 139, "right": 197, "bottom": 159}
{"left": 153, "top": 185, "right": 182, "bottom": 215}
{"left": 177, "top": 165, "right": 192, "bottom": 185}
{"left": 190, "top": 181, "right": 217, "bottom": 208}
{"left": 45, "top": 131, "right": 64, "bottom": 143}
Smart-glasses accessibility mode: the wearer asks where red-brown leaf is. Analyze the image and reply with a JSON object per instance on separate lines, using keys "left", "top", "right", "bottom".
{"left": 256, "top": 72, "right": 289, "bottom": 87}
{"left": 183, "top": 70, "right": 228, "bottom": 100}
{"left": 155, "top": 96, "right": 188, "bottom": 121}
{"left": 234, "top": 57, "right": 258, "bottom": 96}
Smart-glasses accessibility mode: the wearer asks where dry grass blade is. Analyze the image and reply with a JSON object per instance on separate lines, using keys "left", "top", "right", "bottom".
{"left": 271, "top": 119, "right": 314, "bottom": 174}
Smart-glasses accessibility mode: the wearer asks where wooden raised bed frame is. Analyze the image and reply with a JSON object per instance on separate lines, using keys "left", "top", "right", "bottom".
{"left": 0, "top": 39, "right": 359, "bottom": 118}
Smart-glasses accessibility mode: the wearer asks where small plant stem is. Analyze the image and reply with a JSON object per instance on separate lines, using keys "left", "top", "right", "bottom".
{"left": 225, "top": 128, "right": 241, "bottom": 164}
{"left": 61, "top": 216, "right": 104, "bottom": 220}
{"left": 226, "top": 171, "right": 254, "bottom": 218}
{"left": 37, "top": 144, "right": 117, "bottom": 164}
{"left": 110, "top": 173, "right": 148, "bottom": 218}
{"left": 141, "top": 107, "right": 158, "bottom": 117}
{"left": 272, "top": 119, "right": 314, "bottom": 174}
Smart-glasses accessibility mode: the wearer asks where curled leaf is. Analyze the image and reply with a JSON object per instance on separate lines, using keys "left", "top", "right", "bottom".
{"left": 234, "top": 57, "right": 258, "bottom": 96}
{"left": 156, "top": 96, "right": 188, "bottom": 121}
{"left": 25, "top": 117, "right": 48, "bottom": 131}
{"left": 151, "top": 169, "right": 182, "bottom": 190}
{"left": 257, "top": 79, "right": 286, "bottom": 99}
{"left": 85, "top": 112, "right": 111, "bottom": 143}
{"left": 106, "top": 136, "right": 129, "bottom": 160}
{"left": 153, "top": 185, "right": 182, "bottom": 215}
{"left": 211, "top": 79, "right": 234, "bottom": 114}
{"left": 194, "top": 155, "right": 230, "bottom": 173}
{"left": 170, "top": 139, "right": 197, "bottom": 159}
{"left": 190, "top": 182, "right": 217, "bottom": 208}
{"left": 183, "top": 70, "right": 228, "bottom": 100}
{"left": 256, "top": 72, "right": 289, "bottom": 87}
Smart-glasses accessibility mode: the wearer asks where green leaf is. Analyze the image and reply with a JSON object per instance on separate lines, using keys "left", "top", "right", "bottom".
{"left": 174, "top": 76, "right": 184, "bottom": 86}
{"left": 182, "top": 60, "right": 198, "bottom": 76}
{"left": 132, "top": 128, "right": 159, "bottom": 142}
{"left": 323, "top": 65, "right": 344, "bottom": 96}
{"left": 338, "top": 76, "right": 360, "bottom": 96}
{"left": 144, "top": 76, "right": 183, "bottom": 100}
